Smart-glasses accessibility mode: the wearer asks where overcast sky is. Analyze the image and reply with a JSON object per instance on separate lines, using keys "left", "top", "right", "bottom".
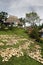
{"left": 0, "top": 0, "right": 43, "bottom": 20}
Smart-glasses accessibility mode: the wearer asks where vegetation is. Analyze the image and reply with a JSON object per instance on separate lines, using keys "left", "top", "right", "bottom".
{"left": 0, "top": 11, "right": 8, "bottom": 21}
{"left": 0, "top": 27, "right": 28, "bottom": 38}
{"left": 0, "top": 55, "right": 43, "bottom": 65}
{"left": 30, "top": 26, "right": 40, "bottom": 41}
{"left": 0, "top": 11, "right": 43, "bottom": 65}
{"left": 26, "top": 12, "right": 40, "bottom": 26}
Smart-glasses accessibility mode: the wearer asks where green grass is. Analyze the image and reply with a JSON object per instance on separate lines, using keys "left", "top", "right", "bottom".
{"left": 0, "top": 27, "right": 29, "bottom": 38}
{"left": 0, "top": 55, "right": 43, "bottom": 65}
{"left": 0, "top": 27, "right": 43, "bottom": 65}
{"left": 37, "top": 42, "right": 43, "bottom": 57}
{"left": 34, "top": 41, "right": 43, "bottom": 57}
{"left": 0, "top": 40, "right": 28, "bottom": 49}
{"left": 0, "top": 27, "right": 29, "bottom": 49}
{"left": 28, "top": 42, "right": 36, "bottom": 52}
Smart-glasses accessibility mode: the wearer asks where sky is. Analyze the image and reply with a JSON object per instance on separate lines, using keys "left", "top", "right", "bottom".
{"left": 0, "top": 0, "right": 43, "bottom": 22}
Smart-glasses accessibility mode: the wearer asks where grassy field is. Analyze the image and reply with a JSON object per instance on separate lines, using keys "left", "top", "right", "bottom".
{"left": 0, "top": 55, "right": 43, "bottom": 65}
{"left": 37, "top": 42, "right": 43, "bottom": 57}
{"left": 0, "top": 27, "right": 28, "bottom": 38}
{"left": 0, "top": 27, "right": 43, "bottom": 65}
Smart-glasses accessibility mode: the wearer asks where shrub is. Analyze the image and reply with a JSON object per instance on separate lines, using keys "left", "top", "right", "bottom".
{"left": 30, "top": 27, "right": 40, "bottom": 41}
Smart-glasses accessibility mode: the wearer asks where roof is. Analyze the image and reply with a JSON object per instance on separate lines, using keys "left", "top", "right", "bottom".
{"left": 5, "top": 15, "right": 20, "bottom": 23}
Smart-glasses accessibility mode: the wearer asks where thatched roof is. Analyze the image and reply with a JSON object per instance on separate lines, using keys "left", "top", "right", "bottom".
{"left": 6, "top": 15, "right": 20, "bottom": 24}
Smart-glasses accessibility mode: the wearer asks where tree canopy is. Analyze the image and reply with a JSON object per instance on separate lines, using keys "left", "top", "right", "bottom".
{"left": 0, "top": 11, "right": 8, "bottom": 21}
{"left": 26, "top": 12, "right": 40, "bottom": 26}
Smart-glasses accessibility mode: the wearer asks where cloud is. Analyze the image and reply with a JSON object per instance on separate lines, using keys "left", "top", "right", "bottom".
{"left": 0, "top": 0, "right": 43, "bottom": 19}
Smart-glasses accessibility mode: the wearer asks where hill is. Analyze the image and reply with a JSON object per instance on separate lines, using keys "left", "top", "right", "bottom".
{"left": 0, "top": 27, "right": 43, "bottom": 65}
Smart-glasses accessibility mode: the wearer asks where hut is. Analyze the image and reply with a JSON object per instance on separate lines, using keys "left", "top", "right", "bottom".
{"left": 5, "top": 15, "right": 20, "bottom": 27}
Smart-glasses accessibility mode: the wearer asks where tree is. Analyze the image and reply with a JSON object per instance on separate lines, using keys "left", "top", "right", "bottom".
{"left": 19, "top": 18, "right": 25, "bottom": 27}
{"left": 0, "top": 11, "right": 8, "bottom": 21}
{"left": 0, "top": 11, "right": 8, "bottom": 29}
{"left": 26, "top": 12, "right": 40, "bottom": 27}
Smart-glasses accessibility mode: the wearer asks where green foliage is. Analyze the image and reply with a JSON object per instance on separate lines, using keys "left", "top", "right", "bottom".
{"left": 19, "top": 18, "right": 25, "bottom": 26}
{"left": 26, "top": 12, "right": 39, "bottom": 26}
{"left": 0, "top": 11, "right": 8, "bottom": 21}
{"left": 0, "top": 11, "right": 8, "bottom": 29}
{"left": 0, "top": 55, "right": 42, "bottom": 65}
{"left": 19, "top": 18, "right": 25, "bottom": 23}
{"left": 0, "top": 27, "right": 43, "bottom": 65}
{"left": 8, "top": 24, "right": 13, "bottom": 30}
{"left": 1, "top": 23, "right": 6, "bottom": 30}
{"left": 18, "top": 23, "right": 22, "bottom": 27}
{"left": 30, "top": 27, "right": 40, "bottom": 41}
{"left": 38, "top": 24, "right": 43, "bottom": 30}
{"left": 0, "top": 27, "right": 28, "bottom": 38}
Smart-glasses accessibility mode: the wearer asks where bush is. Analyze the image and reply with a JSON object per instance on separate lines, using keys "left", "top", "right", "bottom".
{"left": 1, "top": 23, "right": 6, "bottom": 30}
{"left": 39, "top": 39, "right": 43, "bottom": 43}
{"left": 30, "top": 27, "right": 40, "bottom": 41}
